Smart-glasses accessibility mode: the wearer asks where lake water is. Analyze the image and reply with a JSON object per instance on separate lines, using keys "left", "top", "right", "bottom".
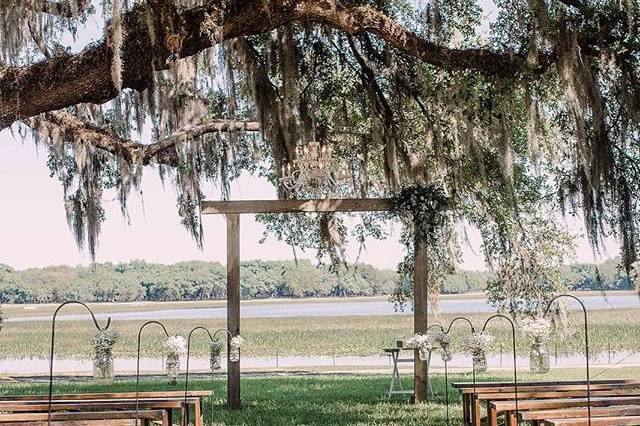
{"left": 8, "top": 294, "right": 639, "bottom": 323}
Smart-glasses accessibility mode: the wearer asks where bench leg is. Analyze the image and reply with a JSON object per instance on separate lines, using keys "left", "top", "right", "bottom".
{"left": 194, "top": 400, "right": 203, "bottom": 426}
{"left": 462, "top": 395, "right": 470, "bottom": 426}
{"left": 488, "top": 405, "right": 498, "bottom": 426}
{"left": 472, "top": 398, "right": 481, "bottom": 426}
{"left": 506, "top": 411, "right": 517, "bottom": 426}
{"left": 163, "top": 410, "right": 170, "bottom": 426}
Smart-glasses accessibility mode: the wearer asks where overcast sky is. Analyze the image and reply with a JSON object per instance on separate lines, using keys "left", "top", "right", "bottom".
{"left": 0, "top": 129, "right": 621, "bottom": 271}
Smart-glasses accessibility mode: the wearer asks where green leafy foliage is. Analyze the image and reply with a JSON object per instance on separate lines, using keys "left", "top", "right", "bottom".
{"left": 0, "top": 259, "right": 633, "bottom": 305}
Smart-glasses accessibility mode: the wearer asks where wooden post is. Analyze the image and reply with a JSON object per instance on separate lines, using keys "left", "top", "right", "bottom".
{"left": 413, "top": 237, "right": 429, "bottom": 403}
{"left": 226, "top": 214, "right": 241, "bottom": 410}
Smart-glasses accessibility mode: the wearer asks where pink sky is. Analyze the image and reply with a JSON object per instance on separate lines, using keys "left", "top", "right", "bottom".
{"left": 0, "top": 130, "right": 620, "bottom": 271}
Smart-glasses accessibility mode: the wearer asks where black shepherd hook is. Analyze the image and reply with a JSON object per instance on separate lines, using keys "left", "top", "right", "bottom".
{"left": 48, "top": 301, "right": 111, "bottom": 425}
{"left": 425, "top": 324, "right": 444, "bottom": 401}
{"left": 544, "top": 294, "right": 591, "bottom": 426}
{"left": 183, "top": 328, "right": 232, "bottom": 426}
{"left": 135, "top": 320, "right": 170, "bottom": 420}
{"left": 482, "top": 314, "right": 519, "bottom": 425}
{"left": 444, "top": 317, "right": 476, "bottom": 426}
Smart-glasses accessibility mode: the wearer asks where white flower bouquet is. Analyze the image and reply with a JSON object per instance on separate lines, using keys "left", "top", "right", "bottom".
{"left": 521, "top": 317, "right": 552, "bottom": 347}
{"left": 404, "top": 333, "right": 438, "bottom": 361}
{"left": 229, "top": 336, "right": 244, "bottom": 363}
{"left": 521, "top": 317, "right": 553, "bottom": 373}
{"left": 432, "top": 330, "right": 452, "bottom": 362}
{"left": 92, "top": 329, "right": 119, "bottom": 383}
{"left": 162, "top": 335, "right": 187, "bottom": 385}
{"left": 463, "top": 331, "right": 494, "bottom": 373}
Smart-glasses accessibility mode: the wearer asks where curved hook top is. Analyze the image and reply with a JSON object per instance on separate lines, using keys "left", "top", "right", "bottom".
{"left": 544, "top": 294, "right": 586, "bottom": 316}
{"left": 444, "top": 316, "right": 476, "bottom": 334}
{"left": 427, "top": 324, "right": 445, "bottom": 333}
{"left": 136, "top": 320, "right": 170, "bottom": 339}
{"left": 481, "top": 313, "right": 516, "bottom": 332}
{"left": 52, "top": 300, "right": 111, "bottom": 331}
{"left": 188, "top": 326, "right": 214, "bottom": 343}
{"left": 212, "top": 328, "right": 233, "bottom": 341}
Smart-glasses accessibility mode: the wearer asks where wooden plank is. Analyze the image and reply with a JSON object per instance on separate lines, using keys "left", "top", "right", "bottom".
{"left": 413, "top": 238, "right": 428, "bottom": 403}
{"left": 452, "top": 380, "right": 638, "bottom": 389}
{"left": 201, "top": 198, "right": 393, "bottom": 215}
{"left": 0, "top": 410, "right": 164, "bottom": 421}
{"left": 544, "top": 415, "right": 640, "bottom": 426}
{"left": 459, "top": 383, "right": 640, "bottom": 394}
{"left": 0, "top": 391, "right": 212, "bottom": 401}
{"left": 0, "top": 398, "right": 198, "bottom": 412}
{"left": 521, "top": 405, "right": 640, "bottom": 421}
{"left": 492, "top": 396, "right": 640, "bottom": 411}
{"left": 477, "top": 389, "right": 640, "bottom": 401}
{"left": 227, "top": 214, "right": 241, "bottom": 410}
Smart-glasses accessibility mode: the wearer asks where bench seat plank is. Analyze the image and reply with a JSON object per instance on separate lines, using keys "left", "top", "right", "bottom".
{"left": 492, "top": 396, "right": 640, "bottom": 411}
{"left": 452, "top": 380, "right": 639, "bottom": 389}
{"left": 0, "top": 391, "right": 212, "bottom": 401}
{"left": 544, "top": 415, "right": 640, "bottom": 426}
{"left": 0, "top": 409, "right": 165, "bottom": 423}
{"left": 0, "top": 398, "right": 197, "bottom": 412}
{"left": 522, "top": 405, "right": 640, "bottom": 420}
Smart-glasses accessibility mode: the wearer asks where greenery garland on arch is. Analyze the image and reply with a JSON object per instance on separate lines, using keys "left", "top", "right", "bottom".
{"left": 389, "top": 184, "right": 458, "bottom": 310}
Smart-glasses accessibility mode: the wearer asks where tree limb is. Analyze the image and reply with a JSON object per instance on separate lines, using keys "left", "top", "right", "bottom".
{"left": 23, "top": 0, "right": 90, "bottom": 18}
{"left": 0, "top": 0, "right": 543, "bottom": 128}
{"left": 29, "top": 111, "right": 261, "bottom": 166}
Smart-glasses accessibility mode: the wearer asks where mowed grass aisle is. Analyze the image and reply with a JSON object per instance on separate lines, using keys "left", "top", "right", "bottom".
{"left": 1, "top": 375, "right": 459, "bottom": 425}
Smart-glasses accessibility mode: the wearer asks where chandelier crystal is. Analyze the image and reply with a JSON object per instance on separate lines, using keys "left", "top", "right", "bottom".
{"left": 279, "top": 141, "right": 347, "bottom": 197}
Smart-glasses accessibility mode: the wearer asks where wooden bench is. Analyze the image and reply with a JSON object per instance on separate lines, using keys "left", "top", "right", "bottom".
{"left": 452, "top": 380, "right": 640, "bottom": 426}
{"left": 491, "top": 396, "right": 640, "bottom": 426}
{"left": 0, "top": 409, "right": 167, "bottom": 425}
{"left": 543, "top": 415, "right": 640, "bottom": 425}
{"left": 0, "top": 391, "right": 213, "bottom": 426}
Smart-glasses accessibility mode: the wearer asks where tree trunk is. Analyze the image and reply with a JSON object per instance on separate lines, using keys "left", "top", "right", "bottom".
{"left": 413, "top": 237, "right": 429, "bottom": 403}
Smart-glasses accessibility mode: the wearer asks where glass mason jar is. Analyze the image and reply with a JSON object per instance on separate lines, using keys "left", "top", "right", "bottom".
{"left": 473, "top": 351, "right": 487, "bottom": 373}
{"left": 165, "top": 355, "right": 180, "bottom": 386}
{"left": 441, "top": 345, "right": 452, "bottom": 362}
{"left": 529, "top": 342, "right": 550, "bottom": 374}
{"left": 210, "top": 341, "right": 223, "bottom": 371}
{"left": 93, "top": 355, "right": 114, "bottom": 384}
{"left": 229, "top": 346, "right": 240, "bottom": 363}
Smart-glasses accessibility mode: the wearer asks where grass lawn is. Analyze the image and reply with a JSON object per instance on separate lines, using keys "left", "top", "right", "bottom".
{"left": 1, "top": 375, "right": 458, "bottom": 425}
{"left": 1, "top": 308, "right": 639, "bottom": 360}
{"left": 2, "top": 367, "right": 640, "bottom": 425}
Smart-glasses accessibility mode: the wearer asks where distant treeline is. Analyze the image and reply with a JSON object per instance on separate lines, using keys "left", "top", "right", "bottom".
{"left": 0, "top": 258, "right": 633, "bottom": 304}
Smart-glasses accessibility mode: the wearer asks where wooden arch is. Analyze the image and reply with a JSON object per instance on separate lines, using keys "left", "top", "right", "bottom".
{"left": 200, "top": 198, "right": 430, "bottom": 408}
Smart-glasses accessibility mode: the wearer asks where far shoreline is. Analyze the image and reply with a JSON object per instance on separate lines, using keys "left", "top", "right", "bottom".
{"left": 3, "top": 289, "right": 637, "bottom": 318}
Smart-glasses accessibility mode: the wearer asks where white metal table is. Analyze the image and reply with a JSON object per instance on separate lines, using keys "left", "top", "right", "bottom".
{"left": 383, "top": 347, "right": 433, "bottom": 398}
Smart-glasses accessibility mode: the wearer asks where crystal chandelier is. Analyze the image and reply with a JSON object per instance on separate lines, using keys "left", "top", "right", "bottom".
{"left": 279, "top": 141, "right": 346, "bottom": 196}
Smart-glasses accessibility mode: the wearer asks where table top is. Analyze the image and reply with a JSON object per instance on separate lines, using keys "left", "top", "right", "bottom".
{"left": 383, "top": 347, "right": 416, "bottom": 352}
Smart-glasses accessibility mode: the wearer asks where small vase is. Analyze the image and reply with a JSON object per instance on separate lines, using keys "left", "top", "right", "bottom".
{"left": 229, "top": 346, "right": 240, "bottom": 363}
{"left": 441, "top": 346, "right": 452, "bottom": 362}
{"left": 93, "top": 356, "right": 114, "bottom": 384}
{"left": 530, "top": 343, "right": 550, "bottom": 374}
{"left": 210, "top": 353, "right": 221, "bottom": 371}
{"left": 418, "top": 347, "right": 430, "bottom": 361}
{"left": 473, "top": 352, "right": 487, "bottom": 373}
{"left": 165, "top": 356, "right": 180, "bottom": 386}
